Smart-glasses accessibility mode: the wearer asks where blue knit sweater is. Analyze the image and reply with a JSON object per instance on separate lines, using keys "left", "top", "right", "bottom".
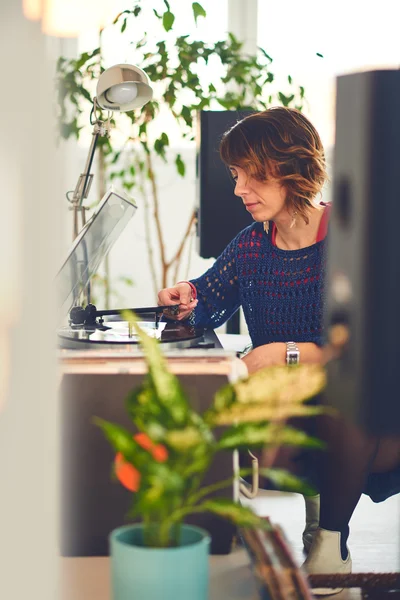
{"left": 189, "top": 221, "right": 327, "bottom": 348}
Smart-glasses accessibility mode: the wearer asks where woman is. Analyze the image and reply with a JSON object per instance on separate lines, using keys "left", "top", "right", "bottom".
{"left": 157, "top": 107, "right": 400, "bottom": 595}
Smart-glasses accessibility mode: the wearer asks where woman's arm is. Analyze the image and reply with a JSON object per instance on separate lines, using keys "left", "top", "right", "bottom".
{"left": 187, "top": 234, "right": 241, "bottom": 329}
{"left": 242, "top": 342, "right": 323, "bottom": 375}
{"left": 157, "top": 231, "right": 242, "bottom": 327}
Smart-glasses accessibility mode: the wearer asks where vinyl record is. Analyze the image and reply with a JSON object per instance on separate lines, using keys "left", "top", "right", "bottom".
{"left": 58, "top": 319, "right": 206, "bottom": 350}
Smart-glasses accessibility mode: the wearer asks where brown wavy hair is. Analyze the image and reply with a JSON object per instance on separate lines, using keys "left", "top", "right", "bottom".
{"left": 219, "top": 107, "right": 328, "bottom": 224}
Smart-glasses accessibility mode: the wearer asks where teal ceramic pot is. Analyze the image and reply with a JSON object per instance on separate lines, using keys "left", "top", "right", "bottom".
{"left": 110, "top": 523, "right": 211, "bottom": 600}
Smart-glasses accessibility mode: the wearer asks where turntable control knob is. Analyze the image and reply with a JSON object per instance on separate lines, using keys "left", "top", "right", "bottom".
{"left": 69, "top": 306, "right": 86, "bottom": 325}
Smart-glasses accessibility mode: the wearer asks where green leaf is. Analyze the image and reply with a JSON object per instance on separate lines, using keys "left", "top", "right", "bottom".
{"left": 192, "top": 2, "right": 206, "bottom": 24}
{"left": 316, "top": 52, "right": 324, "bottom": 58}
{"left": 259, "top": 47, "right": 273, "bottom": 62}
{"left": 121, "top": 312, "right": 190, "bottom": 427}
{"left": 93, "top": 418, "right": 151, "bottom": 471}
{"left": 166, "top": 428, "right": 204, "bottom": 451}
{"left": 60, "top": 119, "right": 81, "bottom": 140}
{"left": 75, "top": 47, "right": 100, "bottom": 70}
{"left": 198, "top": 498, "right": 268, "bottom": 529}
{"left": 132, "top": 463, "right": 186, "bottom": 519}
{"left": 217, "top": 423, "right": 325, "bottom": 451}
{"left": 180, "top": 105, "right": 192, "bottom": 127}
{"left": 126, "top": 384, "right": 169, "bottom": 434}
{"left": 162, "top": 10, "right": 175, "bottom": 31}
{"left": 278, "top": 92, "right": 295, "bottom": 107}
{"left": 219, "top": 99, "right": 237, "bottom": 110}
{"left": 154, "top": 137, "right": 167, "bottom": 161}
{"left": 228, "top": 32, "right": 241, "bottom": 49}
{"left": 120, "top": 276, "right": 134, "bottom": 286}
{"left": 160, "top": 132, "right": 169, "bottom": 145}
{"left": 208, "top": 83, "right": 216, "bottom": 93}
{"left": 146, "top": 463, "right": 185, "bottom": 499}
{"left": 207, "top": 364, "right": 327, "bottom": 425}
{"left": 288, "top": 74, "right": 292, "bottom": 84}
{"left": 77, "top": 85, "right": 92, "bottom": 103}
{"left": 121, "top": 18, "right": 127, "bottom": 33}
{"left": 175, "top": 153, "right": 185, "bottom": 177}
{"left": 94, "top": 418, "right": 134, "bottom": 456}
{"left": 259, "top": 468, "right": 317, "bottom": 496}
{"left": 111, "top": 151, "right": 121, "bottom": 164}
{"left": 139, "top": 122, "right": 147, "bottom": 137}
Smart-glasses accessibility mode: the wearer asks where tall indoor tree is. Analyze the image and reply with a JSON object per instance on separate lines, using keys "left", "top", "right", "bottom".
{"left": 57, "top": 1, "right": 306, "bottom": 303}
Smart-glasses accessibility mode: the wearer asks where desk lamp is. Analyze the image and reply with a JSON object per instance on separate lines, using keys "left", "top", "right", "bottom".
{"left": 68, "top": 64, "right": 153, "bottom": 240}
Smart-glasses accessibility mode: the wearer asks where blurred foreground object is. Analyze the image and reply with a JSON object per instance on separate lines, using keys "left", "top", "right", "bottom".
{"left": 325, "top": 69, "right": 400, "bottom": 435}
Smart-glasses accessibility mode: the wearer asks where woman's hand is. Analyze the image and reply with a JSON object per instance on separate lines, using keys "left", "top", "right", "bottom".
{"left": 242, "top": 343, "right": 286, "bottom": 375}
{"left": 157, "top": 282, "right": 198, "bottom": 321}
{"left": 242, "top": 342, "right": 323, "bottom": 375}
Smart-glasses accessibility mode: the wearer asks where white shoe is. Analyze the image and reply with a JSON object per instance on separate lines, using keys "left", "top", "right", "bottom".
{"left": 302, "top": 494, "right": 320, "bottom": 553}
{"left": 303, "top": 527, "right": 352, "bottom": 596}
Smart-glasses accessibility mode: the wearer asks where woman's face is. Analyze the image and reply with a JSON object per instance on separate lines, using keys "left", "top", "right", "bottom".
{"left": 229, "top": 164, "right": 288, "bottom": 223}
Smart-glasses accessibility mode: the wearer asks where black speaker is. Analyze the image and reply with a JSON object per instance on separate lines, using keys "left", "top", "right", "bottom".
{"left": 325, "top": 69, "right": 400, "bottom": 435}
{"left": 196, "top": 110, "right": 254, "bottom": 259}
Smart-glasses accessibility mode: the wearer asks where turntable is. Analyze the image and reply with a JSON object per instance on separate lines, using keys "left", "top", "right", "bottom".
{"left": 56, "top": 187, "right": 222, "bottom": 352}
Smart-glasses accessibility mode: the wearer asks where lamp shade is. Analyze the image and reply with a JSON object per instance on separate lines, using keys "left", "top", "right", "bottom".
{"left": 96, "top": 64, "right": 153, "bottom": 112}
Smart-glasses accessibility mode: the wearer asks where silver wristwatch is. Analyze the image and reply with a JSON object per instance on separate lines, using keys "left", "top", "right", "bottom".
{"left": 286, "top": 341, "right": 300, "bottom": 365}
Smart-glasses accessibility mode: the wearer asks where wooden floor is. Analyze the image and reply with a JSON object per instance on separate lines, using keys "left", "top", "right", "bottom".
{"left": 242, "top": 490, "right": 400, "bottom": 599}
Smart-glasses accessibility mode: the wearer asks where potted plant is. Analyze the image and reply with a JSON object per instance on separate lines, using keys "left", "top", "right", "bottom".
{"left": 95, "top": 312, "right": 326, "bottom": 600}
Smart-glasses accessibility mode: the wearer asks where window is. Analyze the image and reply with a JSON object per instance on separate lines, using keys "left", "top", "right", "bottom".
{"left": 257, "top": 0, "right": 400, "bottom": 149}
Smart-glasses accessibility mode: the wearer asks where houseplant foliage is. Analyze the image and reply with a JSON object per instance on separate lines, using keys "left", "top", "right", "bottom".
{"left": 56, "top": 0, "right": 306, "bottom": 299}
{"left": 95, "top": 312, "right": 326, "bottom": 549}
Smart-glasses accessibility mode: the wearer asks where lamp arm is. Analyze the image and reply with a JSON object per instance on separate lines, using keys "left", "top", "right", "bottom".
{"left": 70, "top": 127, "right": 99, "bottom": 239}
{"left": 77, "top": 130, "right": 99, "bottom": 207}
{"left": 70, "top": 101, "right": 111, "bottom": 240}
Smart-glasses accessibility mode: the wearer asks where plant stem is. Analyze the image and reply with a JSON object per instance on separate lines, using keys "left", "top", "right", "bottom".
{"left": 185, "top": 467, "right": 256, "bottom": 507}
{"left": 140, "top": 180, "right": 159, "bottom": 298}
{"left": 167, "top": 501, "right": 222, "bottom": 526}
{"left": 186, "top": 475, "right": 234, "bottom": 506}
{"left": 184, "top": 220, "right": 196, "bottom": 280}
{"left": 158, "top": 520, "right": 173, "bottom": 548}
{"left": 171, "top": 209, "right": 196, "bottom": 284}
{"left": 146, "top": 151, "right": 168, "bottom": 288}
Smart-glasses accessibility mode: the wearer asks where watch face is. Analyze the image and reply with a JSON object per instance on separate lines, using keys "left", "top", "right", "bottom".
{"left": 287, "top": 350, "right": 300, "bottom": 365}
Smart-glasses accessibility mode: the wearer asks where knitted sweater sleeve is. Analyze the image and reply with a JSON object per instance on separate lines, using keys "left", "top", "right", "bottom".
{"left": 188, "top": 234, "right": 240, "bottom": 329}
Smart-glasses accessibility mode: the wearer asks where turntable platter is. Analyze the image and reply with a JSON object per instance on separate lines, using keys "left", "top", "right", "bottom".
{"left": 58, "top": 320, "right": 207, "bottom": 351}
